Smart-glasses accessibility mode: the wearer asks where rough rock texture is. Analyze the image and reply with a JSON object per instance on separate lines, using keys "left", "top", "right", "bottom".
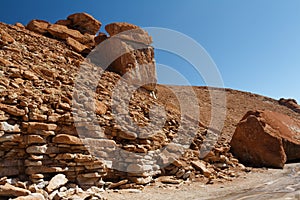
{"left": 0, "top": 183, "right": 31, "bottom": 197}
{"left": 26, "top": 20, "right": 50, "bottom": 35}
{"left": 279, "top": 98, "right": 300, "bottom": 114}
{"left": 105, "top": 22, "right": 139, "bottom": 37}
{"left": 1, "top": 12, "right": 300, "bottom": 199}
{"left": 25, "top": 14, "right": 157, "bottom": 92}
{"left": 67, "top": 13, "right": 101, "bottom": 35}
{"left": 230, "top": 110, "right": 300, "bottom": 168}
{"left": 101, "top": 22, "right": 156, "bottom": 91}
{"left": 46, "top": 174, "right": 68, "bottom": 193}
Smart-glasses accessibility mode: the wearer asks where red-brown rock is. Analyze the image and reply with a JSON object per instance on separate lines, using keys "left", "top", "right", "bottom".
{"left": 230, "top": 110, "right": 300, "bottom": 168}
{"left": 26, "top": 20, "right": 50, "bottom": 35}
{"left": 105, "top": 22, "right": 139, "bottom": 37}
{"left": 95, "top": 32, "right": 107, "bottom": 45}
{"left": 99, "top": 23, "right": 156, "bottom": 91}
{"left": 48, "top": 24, "right": 83, "bottom": 41}
{"left": 0, "top": 29, "right": 15, "bottom": 44}
{"left": 52, "top": 134, "right": 82, "bottom": 145}
{"left": 66, "top": 37, "right": 89, "bottom": 53}
{"left": 279, "top": 98, "right": 300, "bottom": 113}
{"left": 67, "top": 13, "right": 101, "bottom": 35}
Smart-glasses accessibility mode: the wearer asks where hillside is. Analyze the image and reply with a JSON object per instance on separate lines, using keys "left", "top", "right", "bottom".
{"left": 0, "top": 13, "right": 300, "bottom": 199}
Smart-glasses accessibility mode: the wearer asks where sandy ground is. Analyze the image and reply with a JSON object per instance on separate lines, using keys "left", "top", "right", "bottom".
{"left": 102, "top": 163, "right": 300, "bottom": 200}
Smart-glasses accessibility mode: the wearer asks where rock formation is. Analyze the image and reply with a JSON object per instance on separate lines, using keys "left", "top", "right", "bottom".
{"left": 230, "top": 110, "right": 300, "bottom": 168}
{"left": 279, "top": 98, "right": 300, "bottom": 114}
{"left": 1, "top": 12, "right": 300, "bottom": 199}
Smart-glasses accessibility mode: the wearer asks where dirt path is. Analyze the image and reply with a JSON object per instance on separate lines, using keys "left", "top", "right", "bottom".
{"left": 102, "top": 163, "right": 300, "bottom": 200}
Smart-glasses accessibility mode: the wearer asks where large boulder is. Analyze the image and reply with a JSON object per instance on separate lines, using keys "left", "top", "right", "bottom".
{"left": 230, "top": 110, "right": 300, "bottom": 168}
{"left": 67, "top": 13, "right": 101, "bottom": 35}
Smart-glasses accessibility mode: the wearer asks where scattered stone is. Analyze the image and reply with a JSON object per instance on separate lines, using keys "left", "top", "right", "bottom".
{"left": 191, "top": 161, "right": 212, "bottom": 178}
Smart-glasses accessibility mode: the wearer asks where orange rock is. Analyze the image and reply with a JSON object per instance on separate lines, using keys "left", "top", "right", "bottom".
{"left": 26, "top": 20, "right": 50, "bottom": 35}
{"left": 95, "top": 100, "right": 107, "bottom": 115}
{"left": 105, "top": 22, "right": 139, "bottom": 37}
{"left": 0, "top": 103, "right": 25, "bottom": 116}
{"left": 52, "top": 134, "right": 82, "bottom": 145}
{"left": 48, "top": 24, "right": 83, "bottom": 41}
{"left": 0, "top": 29, "right": 15, "bottom": 44}
{"left": 66, "top": 37, "right": 89, "bottom": 53}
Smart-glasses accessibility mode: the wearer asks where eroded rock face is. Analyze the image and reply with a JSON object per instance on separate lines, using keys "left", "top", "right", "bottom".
{"left": 230, "top": 110, "right": 300, "bottom": 168}
{"left": 102, "top": 22, "right": 156, "bottom": 91}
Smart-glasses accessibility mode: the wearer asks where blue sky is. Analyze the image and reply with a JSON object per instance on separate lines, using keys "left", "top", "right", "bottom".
{"left": 1, "top": 0, "right": 299, "bottom": 101}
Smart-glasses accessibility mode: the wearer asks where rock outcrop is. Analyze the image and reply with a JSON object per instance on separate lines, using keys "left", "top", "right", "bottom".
{"left": 279, "top": 98, "right": 300, "bottom": 114}
{"left": 230, "top": 110, "right": 300, "bottom": 168}
{"left": 103, "top": 22, "right": 156, "bottom": 91}
{"left": 26, "top": 13, "right": 100, "bottom": 54}
{"left": 0, "top": 15, "right": 242, "bottom": 196}
{"left": 25, "top": 14, "right": 157, "bottom": 92}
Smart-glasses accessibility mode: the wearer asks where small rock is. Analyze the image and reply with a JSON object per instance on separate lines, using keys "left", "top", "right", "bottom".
{"left": 0, "top": 183, "right": 31, "bottom": 197}
{"left": 108, "top": 180, "right": 128, "bottom": 189}
{"left": 46, "top": 174, "right": 68, "bottom": 193}
{"left": 158, "top": 176, "right": 182, "bottom": 184}
{"left": 0, "top": 29, "right": 15, "bottom": 44}
{"left": 191, "top": 161, "right": 212, "bottom": 178}
{"left": 66, "top": 37, "right": 89, "bottom": 53}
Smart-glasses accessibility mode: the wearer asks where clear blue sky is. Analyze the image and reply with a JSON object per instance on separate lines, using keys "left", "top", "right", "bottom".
{"left": 1, "top": 0, "right": 299, "bottom": 101}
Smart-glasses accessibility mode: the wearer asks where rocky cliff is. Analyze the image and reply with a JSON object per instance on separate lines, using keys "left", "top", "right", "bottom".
{"left": 0, "top": 13, "right": 300, "bottom": 199}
